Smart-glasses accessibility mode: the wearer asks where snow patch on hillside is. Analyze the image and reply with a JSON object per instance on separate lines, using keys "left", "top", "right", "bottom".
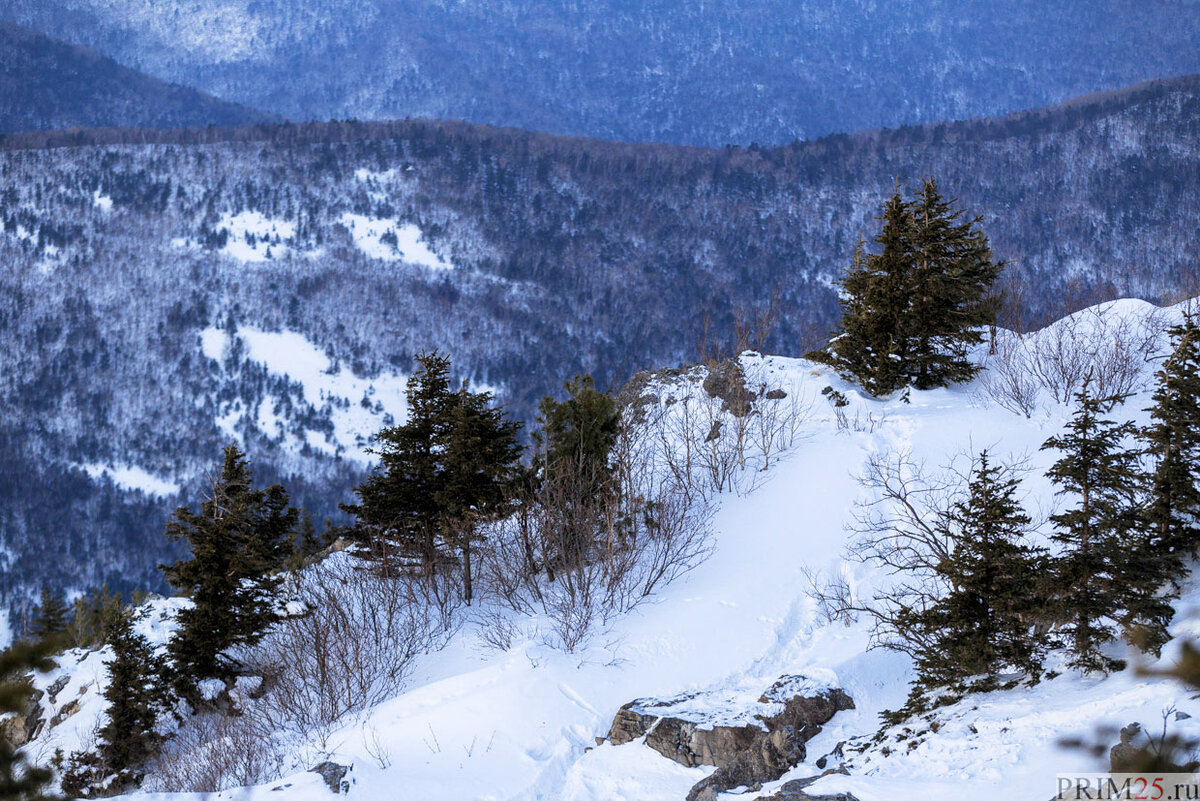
{"left": 340, "top": 213, "right": 451, "bottom": 269}
{"left": 201, "top": 326, "right": 411, "bottom": 462}
{"left": 216, "top": 211, "right": 298, "bottom": 263}
{"left": 79, "top": 463, "right": 181, "bottom": 497}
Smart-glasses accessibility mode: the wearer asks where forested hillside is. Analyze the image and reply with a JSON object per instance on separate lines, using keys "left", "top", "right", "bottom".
{"left": 3, "top": 0, "right": 1198, "bottom": 145}
{"left": 0, "top": 75, "right": 1197, "bottom": 622}
{"left": 0, "top": 21, "right": 274, "bottom": 134}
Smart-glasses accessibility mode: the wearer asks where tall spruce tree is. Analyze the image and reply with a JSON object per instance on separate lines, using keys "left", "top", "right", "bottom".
{"left": 1042, "top": 379, "right": 1170, "bottom": 672}
{"left": 0, "top": 641, "right": 56, "bottom": 800}
{"left": 162, "top": 445, "right": 297, "bottom": 693}
{"left": 438, "top": 387, "right": 523, "bottom": 603}
{"left": 910, "top": 452, "right": 1046, "bottom": 691}
{"left": 347, "top": 352, "right": 457, "bottom": 574}
{"left": 349, "top": 352, "right": 524, "bottom": 598}
{"left": 824, "top": 180, "right": 1001, "bottom": 395}
{"left": 1142, "top": 313, "right": 1200, "bottom": 561}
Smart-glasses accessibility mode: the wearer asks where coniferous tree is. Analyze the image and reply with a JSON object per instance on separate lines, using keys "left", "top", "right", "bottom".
{"left": 905, "top": 179, "right": 1003, "bottom": 388}
{"left": 827, "top": 196, "right": 912, "bottom": 395}
{"left": 62, "top": 611, "right": 170, "bottom": 795}
{"left": 909, "top": 452, "right": 1046, "bottom": 692}
{"left": 438, "top": 387, "right": 523, "bottom": 603}
{"left": 1142, "top": 313, "right": 1200, "bottom": 561}
{"left": 162, "top": 444, "right": 297, "bottom": 693}
{"left": 347, "top": 352, "right": 457, "bottom": 574}
{"left": 97, "top": 611, "right": 169, "bottom": 778}
{"left": 31, "top": 587, "right": 68, "bottom": 646}
{"left": 534, "top": 375, "right": 621, "bottom": 575}
{"left": 348, "top": 352, "right": 524, "bottom": 599}
{"left": 823, "top": 180, "right": 1002, "bottom": 395}
{"left": 1042, "top": 379, "right": 1170, "bottom": 672}
{"left": 0, "top": 641, "right": 56, "bottom": 801}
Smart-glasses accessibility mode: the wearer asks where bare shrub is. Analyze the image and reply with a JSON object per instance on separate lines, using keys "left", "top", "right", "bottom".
{"left": 825, "top": 450, "right": 1036, "bottom": 658}
{"left": 474, "top": 605, "right": 522, "bottom": 652}
{"left": 247, "top": 557, "right": 447, "bottom": 740}
{"left": 478, "top": 354, "right": 810, "bottom": 652}
{"left": 1026, "top": 304, "right": 1163, "bottom": 403}
{"left": 640, "top": 357, "right": 812, "bottom": 501}
{"left": 143, "top": 711, "right": 282, "bottom": 793}
{"left": 979, "top": 303, "right": 1166, "bottom": 413}
{"left": 478, "top": 412, "right": 714, "bottom": 652}
{"left": 975, "top": 333, "right": 1041, "bottom": 417}
{"left": 742, "top": 358, "right": 813, "bottom": 470}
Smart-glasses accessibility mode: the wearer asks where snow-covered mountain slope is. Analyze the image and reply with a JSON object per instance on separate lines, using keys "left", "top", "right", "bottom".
{"left": 24, "top": 297, "right": 1200, "bottom": 800}
{"left": 1, "top": 78, "right": 1198, "bottom": 622}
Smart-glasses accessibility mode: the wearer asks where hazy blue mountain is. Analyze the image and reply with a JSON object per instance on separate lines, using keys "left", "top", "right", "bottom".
{"left": 0, "top": 75, "right": 1196, "bottom": 622}
{"left": 0, "top": 20, "right": 275, "bottom": 134}
{"left": 2, "top": 0, "right": 1198, "bottom": 145}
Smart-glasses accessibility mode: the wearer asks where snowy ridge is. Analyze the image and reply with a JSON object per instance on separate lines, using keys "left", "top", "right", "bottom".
{"left": 20, "top": 297, "right": 1200, "bottom": 800}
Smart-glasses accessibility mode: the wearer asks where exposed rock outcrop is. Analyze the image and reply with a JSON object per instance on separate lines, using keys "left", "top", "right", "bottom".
{"left": 702, "top": 359, "right": 753, "bottom": 417}
{"left": 309, "top": 761, "right": 351, "bottom": 794}
{"left": 761, "top": 773, "right": 861, "bottom": 801}
{"left": 0, "top": 678, "right": 43, "bottom": 747}
{"left": 606, "top": 674, "right": 855, "bottom": 800}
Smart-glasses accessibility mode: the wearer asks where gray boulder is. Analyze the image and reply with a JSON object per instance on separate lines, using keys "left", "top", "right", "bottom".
{"left": 605, "top": 675, "right": 854, "bottom": 801}
{"left": 309, "top": 761, "right": 351, "bottom": 794}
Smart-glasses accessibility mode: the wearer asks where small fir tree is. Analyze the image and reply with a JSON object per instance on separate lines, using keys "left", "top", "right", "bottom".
{"left": 63, "top": 611, "right": 170, "bottom": 795}
{"left": 347, "top": 351, "right": 458, "bottom": 574}
{"left": 31, "top": 587, "right": 68, "bottom": 646}
{"left": 1142, "top": 313, "right": 1200, "bottom": 560}
{"left": 437, "top": 387, "right": 523, "bottom": 603}
{"left": 534, "top": 375, "right": 621, "bottom": 575}
{"left": 161, "top": 444, "right": 297, "bottom": 693}
{"left": 1042, "top": 378, "right": 1169, "bottom": 672}
{"left": 97, "top": 611, "right": 169, "bottom": 778}
{"left": 910, "top": 452, "right": 1047, "bottom": 692}
{"left": 348, "top": 352, "right": 524, "bottom": 600}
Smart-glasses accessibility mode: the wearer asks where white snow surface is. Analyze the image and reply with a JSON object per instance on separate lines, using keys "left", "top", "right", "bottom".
{"left": 23, "top": 297, "right": 1200, "bottom": 800}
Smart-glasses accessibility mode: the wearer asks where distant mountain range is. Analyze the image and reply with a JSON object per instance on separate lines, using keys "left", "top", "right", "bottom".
{"left": 2, "top": 0, "right": 1198, "bottom": 145}
{"left": 0, "top": 74, "right": 1196, "bottom": 619}
{"left": 0, "top": 21, "right": 275, "bottom": 134}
